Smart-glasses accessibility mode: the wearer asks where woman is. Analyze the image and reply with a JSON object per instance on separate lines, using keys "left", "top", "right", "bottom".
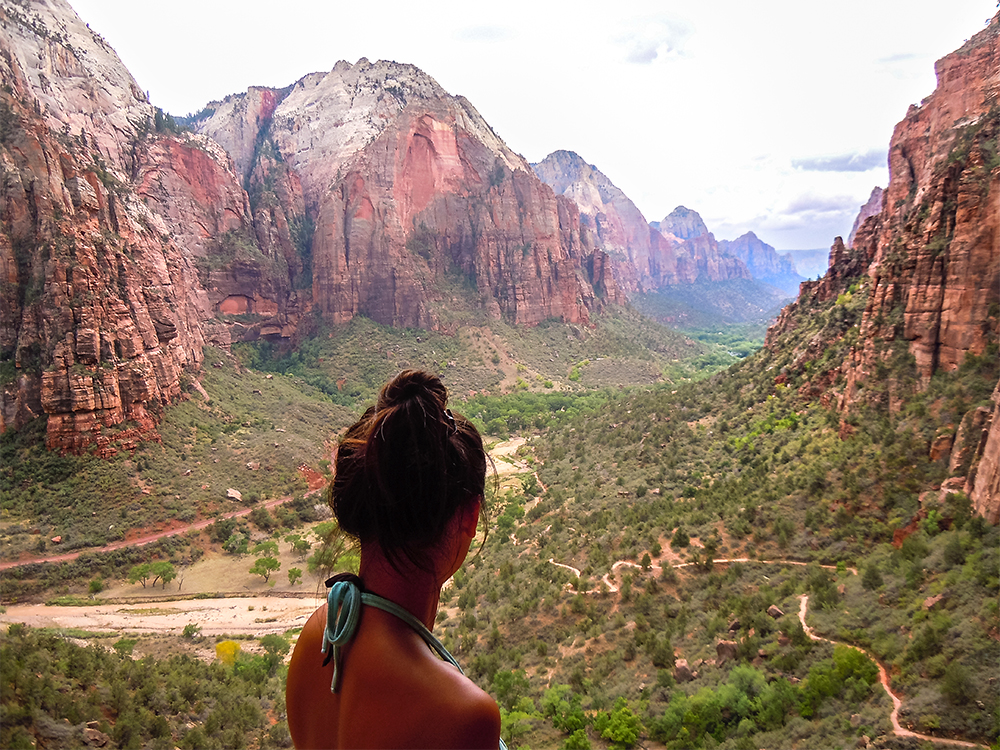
{"left": 286, "top": 370, "right": 503, "bottom": 749}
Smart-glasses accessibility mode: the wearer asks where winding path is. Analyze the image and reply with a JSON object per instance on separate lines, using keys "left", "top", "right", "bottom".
{"left": 797, "top": 594, "right": 986, "bottom": 749}
{"left": 546, "top": 553, "right": 985, "bottom": 749}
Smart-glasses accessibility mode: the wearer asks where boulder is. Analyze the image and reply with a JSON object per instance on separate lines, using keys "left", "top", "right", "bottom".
{"left": 716, "top": 640, "right": 738, "bottom": 666}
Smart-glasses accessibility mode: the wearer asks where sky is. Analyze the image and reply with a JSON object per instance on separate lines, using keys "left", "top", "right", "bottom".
{"left": 68, "top": 0, "right": 997, "bottom": 251}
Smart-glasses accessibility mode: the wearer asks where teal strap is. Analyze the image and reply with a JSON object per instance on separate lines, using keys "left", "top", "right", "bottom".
{"left": 321, "top": 579, "right": 508, "bottom": 749}
{"left": 322, "top": 579, "right": 365, "bottom": 693}
{"left": 322, "top": 579, "right": 463, "bottom": 693}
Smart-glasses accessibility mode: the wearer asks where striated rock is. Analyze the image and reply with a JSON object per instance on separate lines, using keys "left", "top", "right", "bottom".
{"left": 655, "top": 205, "right": 709, "bottom": 240}
{"left": 968, "top": 381, "right": 1000, "bottom": 523}
{"left": 950, "top": 405, "right": 992, "bottom": 475}
{"left": 297, "top": 87, "right": 613, "bottom": 327}
{"left": 847, "top": 186, "right": 884, "bottom": 248}
{"left": 0, "top": 0, "right": 153, "bottom": 175}
{"left": 0, "top": 2, "right": 621, "bottom": 450}
{"left": 533, "top": 150, "right": 654, "bottom": 294}
{"left": 767, "top": 604, "right": 784, "bottom": 618}
{"left": 0, "top": 28, "right": 204, "bottom": 452}
{"left": 862, "top": 17, "right": 1000, "bottom": 385}
{"left": 766, "top": 17, "right": 1000, "bottom": 523}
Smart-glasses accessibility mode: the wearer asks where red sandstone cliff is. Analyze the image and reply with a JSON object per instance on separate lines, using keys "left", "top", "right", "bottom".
{"left": 0, "top": 1, "right": 622, "bottom": 451}
{"left": 767, "top": 14, "right": 1000, "bottom": 520}
{"left": 532, "top": 150, "right": 653, "bottom": 294}
{"left": 197, "top": 62, "right": 620, "bottom": 329}
{"left": 0, "top": 17, "right": 205, "bottom": 452}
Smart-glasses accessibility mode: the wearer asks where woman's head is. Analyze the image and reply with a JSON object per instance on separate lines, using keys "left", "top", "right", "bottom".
{"left": 330, "top": 370, "right": 489, "bottom": 571}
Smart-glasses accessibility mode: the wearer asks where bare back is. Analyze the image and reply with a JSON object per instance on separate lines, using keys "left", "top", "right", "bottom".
{"left": 286, "top": 604, "right": 501, "bottom": 749}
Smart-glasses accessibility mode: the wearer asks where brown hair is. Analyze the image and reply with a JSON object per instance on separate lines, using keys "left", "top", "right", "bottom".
{"left": 329, "top": 370, "right": 490, "bottom": 571}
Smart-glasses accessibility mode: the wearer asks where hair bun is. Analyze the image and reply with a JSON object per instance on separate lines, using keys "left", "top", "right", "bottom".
{"left": 377, "top": 369, "right": 447, "bottom": 411}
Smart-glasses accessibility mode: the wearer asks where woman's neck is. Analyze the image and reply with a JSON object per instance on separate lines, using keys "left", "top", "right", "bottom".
{"left": 359, "top": 550, "right": 441, "bottom": 631}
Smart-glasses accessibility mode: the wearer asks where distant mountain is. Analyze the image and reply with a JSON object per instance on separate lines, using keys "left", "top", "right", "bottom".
{"left": 652, "top": 205, "right": 709, "bottom": 240}
{"left": 718, "top": 232, "right": 804, "bottom": 296}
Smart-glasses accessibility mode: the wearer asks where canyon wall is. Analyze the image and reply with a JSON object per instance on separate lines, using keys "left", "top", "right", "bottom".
{"left": 767, "top": 13, "right": 1000, "bottom": 521}
{"left": 0, "top": 4, "right": 206, "bottom": 452}
{"left": 0, "top": 0, "right": 620, "bottom": 450}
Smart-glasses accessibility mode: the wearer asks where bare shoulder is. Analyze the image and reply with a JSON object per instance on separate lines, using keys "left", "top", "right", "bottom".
{"left": 286, "top": 604, "right": 338, "bottom": 749}
{"left": 416, "top": 660, "right": 501, "bottom": 749}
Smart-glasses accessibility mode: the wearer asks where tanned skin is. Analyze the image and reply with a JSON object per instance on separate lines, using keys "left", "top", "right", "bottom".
{"left": 286, "top": 498, "right": 501, "bottom": 749}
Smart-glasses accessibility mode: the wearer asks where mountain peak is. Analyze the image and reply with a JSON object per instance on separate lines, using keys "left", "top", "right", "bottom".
{"left": 657, "top": 206, "right": 709, "bottom": 240}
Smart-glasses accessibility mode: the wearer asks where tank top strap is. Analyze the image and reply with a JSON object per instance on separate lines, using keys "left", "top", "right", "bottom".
{"left": 321, "top": 578, "right": 508, "bottom": 750}
{"left": 360, "top": 592, "right": 463, "bottom": 673}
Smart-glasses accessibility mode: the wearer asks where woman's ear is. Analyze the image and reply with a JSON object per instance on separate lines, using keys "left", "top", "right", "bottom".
{"left": 459, "top": 495, "right": 482, "bottom": 538}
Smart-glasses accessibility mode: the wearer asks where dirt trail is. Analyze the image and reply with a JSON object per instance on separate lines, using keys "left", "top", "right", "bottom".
{"left": 0, "top": 493, "right": 304, "bottom": 571}
{"left": 797, "top": 594, "right": 986, "bottom": 749}
{"left": 548, "top": 554, "right": 984, "bottom": 749}
{"left": 551, "top": 555, "right": 856, "bottom": 595}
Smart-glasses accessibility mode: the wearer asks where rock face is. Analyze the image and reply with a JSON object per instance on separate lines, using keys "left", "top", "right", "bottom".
{"left": 0, "top": 0, "right": 209, "bottom": 452}
{"left": 767, "top": 13, "right": 1000, "bottom": 523}
{"left": 718, "top": 232, "right": 804, "bottom": 295}
{"left": 654, "top": 206, "right": 709, "bottom": 240}
{"left": 196, "top": 62, "right": 619, "bottom": 329}
{"left": 0, "top": 0, "right": 620, "bottom": 450}
{"left": 532, "top": 150, "right": 655, "bottom": 294}
{"left": 847, "top": 186, "right": 883, "bottom": 248}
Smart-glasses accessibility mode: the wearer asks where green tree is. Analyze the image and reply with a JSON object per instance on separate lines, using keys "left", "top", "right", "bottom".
{"left": 288, "top": 567, "right": 303, "bottom": 585}
{"left": 563, "top": 728, "right": 592, "bottom": 750}
{"left": 150, "top": 561, "right": 176, "bottom": 589}
{"left": 671, "top": 527, "right": 689, "bottom": 549}
{"left": 593, "top": 697, "right": 642, "bottom": 750}
{"left": 942, "top": 661, "right": 972, "bottom": 704}
{"left": 224, "top": 532, "right": 249, "bottom": 555}
{"left": 127, "top": 562, "right": 152, "bottom": 588}
{"left": 862, "top": 562, "right": 883, "bottom": 590}
{"left": 542, "top": 684, "right": 586, "bottom": 734}
{"left": 252, "top": 540, "right": 279, "bottom": 557}
{"left": 492, "top": 670, "right": 531, "bottom": 712}
{"left": 249, "top": 556, "right": 280, "bottom": 583}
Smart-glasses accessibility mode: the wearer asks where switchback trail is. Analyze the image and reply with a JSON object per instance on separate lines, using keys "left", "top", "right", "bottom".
{"left": 798, "top": 594, "right": 987, "bottom": 749}
{"left": 547, "top": 554, "right": 985, "bottom": 749}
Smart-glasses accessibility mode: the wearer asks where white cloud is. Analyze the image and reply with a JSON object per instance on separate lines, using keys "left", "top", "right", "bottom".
{"left": 792, "top": 150, "right": 886, "bottom": 173}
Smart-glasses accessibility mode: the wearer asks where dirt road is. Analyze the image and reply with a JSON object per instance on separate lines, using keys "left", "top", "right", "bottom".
{"left": 0, "top": 493, "right": 306, "bottom": 571}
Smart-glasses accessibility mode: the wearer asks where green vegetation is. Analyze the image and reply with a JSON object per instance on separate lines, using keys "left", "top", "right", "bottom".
{"left": 2, "top": 237, "right": 997, "bottom": 748}
{"left": 633, "top": 279, "right": 789, "bottom": 329}
{"left": 0, "top": 624, "right": 290, "bottom": 750}
{"left": 0, "top": 345, "right": 350, "bottom": 562}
